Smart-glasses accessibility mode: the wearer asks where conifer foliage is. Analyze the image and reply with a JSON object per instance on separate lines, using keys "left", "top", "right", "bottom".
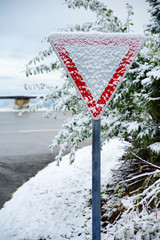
{"left": 146, "top": 0, "right": 160, "bottom": 33}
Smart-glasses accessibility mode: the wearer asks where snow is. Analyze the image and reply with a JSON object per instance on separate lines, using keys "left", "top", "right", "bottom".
{"left": 148, "top": 142, "right": 160, "bottom": 154}
{"left": 49, "top": 32, "right": 145, "bottom": 119}
{"left": 65, "top": 44, "right": 129, "bottom": 102}
{"left": 0, "top": 138, "right": 127, "bottom": 240}
{"left": 141, "top": 77, "right": 151, "bottom": 85}
{"left": 110, "top": 176, "right": 160, "bottom": 240}
{"left": 126, "top": 121, "right": 140, "bottom": 132}
{"left": 147, "top": 68, "right": 160, "bottom": 79}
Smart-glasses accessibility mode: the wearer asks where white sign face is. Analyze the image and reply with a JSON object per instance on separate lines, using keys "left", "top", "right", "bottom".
{"left": 49, "top": 32, "right": 145, "bottom": 119}
{"left": 65, "top": 45, "right": 129, "bottom": 102}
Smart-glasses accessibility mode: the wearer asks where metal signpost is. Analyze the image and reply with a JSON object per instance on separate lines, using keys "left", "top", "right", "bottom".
{"left": 49, "top": 33, "right": 145, "bottom": 240}
{"left": 92, "top": 118, "right": 101, "bottom": 239}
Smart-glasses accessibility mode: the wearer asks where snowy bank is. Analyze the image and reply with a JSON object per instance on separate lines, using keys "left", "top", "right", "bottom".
{"left": 0, "top": 138, "right": 127, "bottom": 240}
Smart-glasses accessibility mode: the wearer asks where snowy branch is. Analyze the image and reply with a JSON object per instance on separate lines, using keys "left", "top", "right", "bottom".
{"left": 130, "top": 151, "right": 160, "bottom": 170}
{"left": 119, "top": 170, "right": 160, "bottom": 184}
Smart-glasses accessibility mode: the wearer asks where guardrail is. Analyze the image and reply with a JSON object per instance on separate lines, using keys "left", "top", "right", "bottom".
{"left": 0, "top": 96, "right": 41, "bottom": 99}
{"left": 0, "top": 96, "right": 43, "bottom": 107}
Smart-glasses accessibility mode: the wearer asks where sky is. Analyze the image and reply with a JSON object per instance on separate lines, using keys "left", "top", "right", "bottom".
{"left": 0, "top": 0, "right": 150, "bottom": 97}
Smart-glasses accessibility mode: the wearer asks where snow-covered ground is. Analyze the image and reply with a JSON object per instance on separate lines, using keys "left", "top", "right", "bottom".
{"left": 0, "top": 138, "right": 127, "bottom": 240}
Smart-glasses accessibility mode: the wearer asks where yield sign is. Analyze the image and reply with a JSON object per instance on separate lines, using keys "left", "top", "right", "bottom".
{"left": 49, "top": 33, "right": 145, "bottom": 119}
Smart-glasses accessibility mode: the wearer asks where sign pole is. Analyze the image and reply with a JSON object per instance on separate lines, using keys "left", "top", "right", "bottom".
{"left": 92, "top": 119, "right": 101, "bottom": 240}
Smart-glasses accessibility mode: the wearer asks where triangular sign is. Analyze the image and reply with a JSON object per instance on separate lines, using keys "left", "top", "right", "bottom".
{"left": 49, "top": 32, "right": 145, "bottom": 119}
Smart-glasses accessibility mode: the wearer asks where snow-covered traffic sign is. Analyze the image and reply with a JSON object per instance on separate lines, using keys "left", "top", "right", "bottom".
{"left": 49, "top": 32, "right": 145, "bottom": 240}
{"left": 49, "top": 32, "right": 145, "bottom": 119}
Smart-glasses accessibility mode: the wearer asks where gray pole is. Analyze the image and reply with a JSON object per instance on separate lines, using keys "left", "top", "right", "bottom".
{"left": 92, "top": 119, "right": 101, "bottom": 240}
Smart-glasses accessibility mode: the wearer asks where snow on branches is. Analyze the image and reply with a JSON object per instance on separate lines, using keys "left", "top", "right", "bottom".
{"left": 22, "top": 0, "right": 160, "bottom": 238}
{"left": 63, "top": 0, "right": 126, "bottom": 32}
{"left": 23, "top": 0, "right": 160, "bottom": 165}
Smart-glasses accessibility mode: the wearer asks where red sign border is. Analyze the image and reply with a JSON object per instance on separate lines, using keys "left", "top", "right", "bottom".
{"left": 49, "top": 33, "right": 145, "bottom": 119}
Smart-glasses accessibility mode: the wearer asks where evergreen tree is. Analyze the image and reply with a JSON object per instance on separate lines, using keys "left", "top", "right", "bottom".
{"left": 146, "top": 0, "right": 160, "bottom": 33}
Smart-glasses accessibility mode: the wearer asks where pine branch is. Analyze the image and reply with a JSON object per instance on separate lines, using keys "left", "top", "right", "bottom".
{"left": 130, "top": 151, "right": 160, "bottom": 170}
{"left": 119, "top": 170, "right": 160, "bottom": 184}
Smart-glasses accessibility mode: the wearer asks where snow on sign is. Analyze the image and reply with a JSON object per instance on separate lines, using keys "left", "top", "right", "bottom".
{"left": 49, "top": 32, "right": 145, "bottom": 119}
